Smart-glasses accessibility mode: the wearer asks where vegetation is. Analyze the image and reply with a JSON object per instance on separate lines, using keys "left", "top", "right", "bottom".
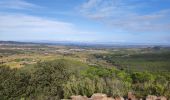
{"left": 0, "top": 60, "right": 71, "bottom": 99}
{"left": 0, "top": 59, "right": 170, "bottom": 99}
{"left": 94, "top": 50, "right": 170, "bottom": 71}
{"left": 0, "top": 42, "right": 170, "bottom": 99}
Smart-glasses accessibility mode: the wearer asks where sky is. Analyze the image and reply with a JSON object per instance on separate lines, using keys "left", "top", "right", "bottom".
{"left": 0, "top": 0, "right": 170, "bottom": 44}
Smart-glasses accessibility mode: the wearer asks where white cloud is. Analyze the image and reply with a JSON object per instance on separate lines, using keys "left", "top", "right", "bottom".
{"left": 79, "top": 0, "right": 170, "bottom": 32}
{"left": 0, "top": 13, "right": 91, "bottom": 35}
{"left": 81, "top": 0, "right": 101, "bottom": 9}
{"left": 0, "top": 0, "right": 99, "bottom": 41}
{"left": 0, "top": 0, "right": 40, "bottom": 10}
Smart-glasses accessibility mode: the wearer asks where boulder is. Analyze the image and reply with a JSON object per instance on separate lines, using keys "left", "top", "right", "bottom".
{"left": 71, "top": 95, "right": 88, "bottom": 100}
{"left": 115, "top": 96, "right": 124, "bottom": 100}
{"left": 157, "top": 96, "right": 167, "bottom": 100}
{"left": 91, "top": 93, "right": 115, "bottom": 100}
{"left": 107, "top": 97, "right": 115, "bottom": 100}
{"left": 146, "top": 95, "right": 157, "bottom": 100}
{"left": 128, "top": 92, "right": 136, "bottom": 100}
{"left": 91, "top": 93, "right": 107, "bottom": 100}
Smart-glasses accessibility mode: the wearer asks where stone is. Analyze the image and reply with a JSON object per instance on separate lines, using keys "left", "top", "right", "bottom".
{"left": 115, "top": 96, "right": 124, "bottom": 100}
{"left": 90, "top": 93, "right": 115, "bottom": 100}
{"left": 146, "top": 95, "right": 157, "bottom": 100}
{"left": 71, "top": 95, "right": 88, "bottom": 100}
{"left": 128, "top": 92, "right": 136, "bottom": 100}
{"left": 107, "top": 97, "right": 115, "bottom": 100}
{"left": 157, "top": 96, "right": 167, "bottom": 100}
{"left": 91, "top": 93, "right": 107, "bottom": 100}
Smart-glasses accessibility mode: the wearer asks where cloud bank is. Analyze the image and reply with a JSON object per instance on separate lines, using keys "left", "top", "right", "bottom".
{"left": 79, "top": 0, "right": 170, "bottom": 32}
{"left": 0, "top": 0, "right": 40, "bottom": 10}
{"left": 0, "top": 13, "right": 80, "bottom": 34}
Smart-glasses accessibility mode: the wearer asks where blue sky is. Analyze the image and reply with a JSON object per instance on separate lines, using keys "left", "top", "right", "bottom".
{"left": 0, "top": 0, "right": 170, "bottom": 44}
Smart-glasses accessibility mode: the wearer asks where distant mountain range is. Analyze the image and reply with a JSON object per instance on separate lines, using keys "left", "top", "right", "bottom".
{"left": 0, "top": 40, "right": 170, "bottom": 48}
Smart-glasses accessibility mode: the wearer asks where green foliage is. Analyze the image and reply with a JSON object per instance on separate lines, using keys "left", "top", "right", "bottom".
{"left": 81, "top": 66, "right": 113, "bottom": 78}
{"left": 131, "top": 72, "right": 170, "bottom": 98}
{"left": 94, "top": 51, "right": 170, "bottom": 72}
{"left": 29, "top": 59, "right": 71, "bottom": 99}
{"left": 131, "top": 72, "right": 155, "bottom": 83}
{"left": 62, "top": 66, "right": 132, "bottom": 98}
{"left": 0, "top": 59, "right": 71, "bottom": 99}
{"left": 63, "top": 75, "right": 130, "bottom": 98}
{"left": 0, "top": 65, "right": 30, "bottom": 100}
{"left": 0, "top": 58, "right": 170, "bottom": 99}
